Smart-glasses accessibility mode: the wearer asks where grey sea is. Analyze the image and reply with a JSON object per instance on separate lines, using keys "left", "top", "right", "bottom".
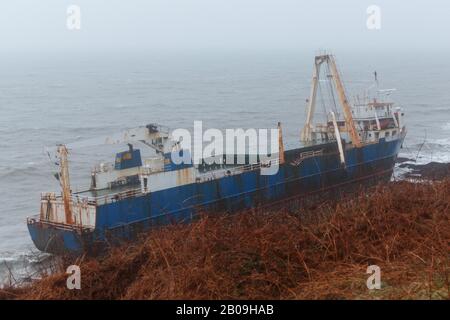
{"left": 1, "top": 50, "right": 449, "bottom": 284}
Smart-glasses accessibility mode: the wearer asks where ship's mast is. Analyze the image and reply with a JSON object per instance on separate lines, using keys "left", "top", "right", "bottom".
{"left": 327, "top": 55, "right": 362, "bottom": 148}
{"left": 301, "top": 54, "right": 362, "bottom": 148}
{"left": 301, "top": 55, "right": 327, "bottom": 143}
{"left": 57, "top": 144, "right": 73, "bottom": 224}
{"left": 278, "top": 122, "right": 285, "bottom": 164}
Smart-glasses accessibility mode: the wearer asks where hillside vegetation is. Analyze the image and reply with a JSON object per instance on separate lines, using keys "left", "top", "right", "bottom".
{"left": 1, "top": 179, "right": 449, "bottom": 300}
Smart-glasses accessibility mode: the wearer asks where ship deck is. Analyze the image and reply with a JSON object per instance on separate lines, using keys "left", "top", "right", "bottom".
{"left": 71, "top": 141, "right": 337, "bottom": 202}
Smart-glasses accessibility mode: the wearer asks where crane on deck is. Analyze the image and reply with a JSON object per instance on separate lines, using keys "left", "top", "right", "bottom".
{"left": 300, "top": 54, "right": 362, "bottom": 148}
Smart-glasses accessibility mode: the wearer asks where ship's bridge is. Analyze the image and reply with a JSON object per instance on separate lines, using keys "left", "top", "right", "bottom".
{"left": 352, "top": 99, "right": 395, "bottom": 120}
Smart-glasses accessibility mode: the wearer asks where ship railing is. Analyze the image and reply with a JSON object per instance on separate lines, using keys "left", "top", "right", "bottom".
{"left": 92, "top": 162, "right": 115, "bottom": 173}
{"left": 139, "top": 166, "right": 165, "bottom": 175}
{"left": 27, "top": 214, "right": 94, "bottom": 232}
{"left": 290, "top": 150, "right": 323, "bottom": 167}
{"left": 351, "top": 104, "right": 393, "bottom": 119}
{"left": 40, "top": 193, "right": 98, "bottom": 206}
{"left": 75, "top": 188, "right": 143, "bottom": 205}
{"left": 196, "top": 157, "right": 281, "bottom": 183}
{"left": 41, "top": 187, "right": 143, "bottom": 206}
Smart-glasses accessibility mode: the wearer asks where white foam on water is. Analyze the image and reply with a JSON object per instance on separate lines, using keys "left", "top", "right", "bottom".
{"left": 0, "top": 249, "right": 52, "bottom": 287}
{"left": 400, "top": 136, "right": 450, "bottom": 165}
{"left": 411, "top": 152, "right": 450, "bottom": 165}
{"left": 427, "top": 138, "right": 450, "bottom": 163}
{"left": 434, "top": 137, "right": 450, "bottom": 145}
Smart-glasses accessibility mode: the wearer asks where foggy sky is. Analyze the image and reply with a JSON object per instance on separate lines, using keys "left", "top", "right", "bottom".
{"left": 0, "top": 0, "right": 448, "bottom": 54}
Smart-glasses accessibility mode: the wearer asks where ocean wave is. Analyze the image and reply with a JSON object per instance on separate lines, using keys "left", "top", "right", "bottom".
{"left": 0, "top": 125, "right": 120, "bottom": 137}
{"left": 442, "top": 122, "right": 450, "bottom": 131}
{"left": 416, "top": 153, "right": 450, "bottom": 164}
{"left": 0, "top": 161, "right": 50, "bottom": 180}
{"left": 0, "top": 250, "right": 52, "bottom": 287}
{"left": 411, "top": 142, "right": 450, "bottom": 150}
{"left": 433, "top": 137, "right": 450, "bottom": 146}
{"left": 399, "top": 137, "right": 450, "bottom": 165}
{"left": 400, "top": 150, "right": 450, "bottom": 165}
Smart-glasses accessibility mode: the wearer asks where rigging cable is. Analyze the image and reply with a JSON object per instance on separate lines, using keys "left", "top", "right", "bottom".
{"left": 326, "top": 62, "right": 339, "bottom": 117}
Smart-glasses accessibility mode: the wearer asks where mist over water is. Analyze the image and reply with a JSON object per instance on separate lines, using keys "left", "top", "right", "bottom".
{"left": 0, "top": 50, "right": 449, "bottom": 283}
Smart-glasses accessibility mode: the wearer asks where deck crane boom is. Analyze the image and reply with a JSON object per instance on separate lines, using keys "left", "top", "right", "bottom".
{"left": 301, "top": 54, "right": 362, "bottom": 148}
{"left": 65, "top": 123, "right": 171, "bottom": 153}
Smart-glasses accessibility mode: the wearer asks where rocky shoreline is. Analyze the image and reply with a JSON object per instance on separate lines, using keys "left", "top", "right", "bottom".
{"left": 396, "top": 158, "right": 450, "bottom": 180}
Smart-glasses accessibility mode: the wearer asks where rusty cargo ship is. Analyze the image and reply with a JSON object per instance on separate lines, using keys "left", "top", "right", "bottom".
{"left": 27, "top": 54, "right": 406, "bottom": 255}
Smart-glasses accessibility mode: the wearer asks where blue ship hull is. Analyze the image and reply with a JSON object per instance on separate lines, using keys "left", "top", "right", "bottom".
{"left": 28, "top": 136, "right": 404, "bottom": 255}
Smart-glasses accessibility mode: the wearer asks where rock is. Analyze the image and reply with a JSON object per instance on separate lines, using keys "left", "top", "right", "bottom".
{"left": 399, "top": 161, "right": 450, "bottom": 180}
